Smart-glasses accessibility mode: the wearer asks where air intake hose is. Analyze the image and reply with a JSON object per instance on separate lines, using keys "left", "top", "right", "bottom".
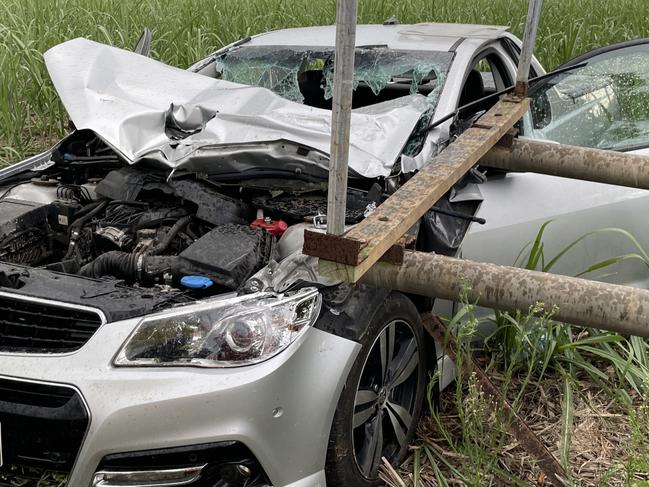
{"left": 78, "top": 251, "right": 139, "bottom": 280}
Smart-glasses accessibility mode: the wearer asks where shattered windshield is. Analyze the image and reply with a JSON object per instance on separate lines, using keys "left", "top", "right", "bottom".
{"left": 215, "top": 45, "right": 454, "bottom": 110}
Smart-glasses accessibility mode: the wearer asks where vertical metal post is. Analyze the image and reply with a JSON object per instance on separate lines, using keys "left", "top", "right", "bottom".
{"left": 515, "top": 0, "right": 543, "bottom": 97}
{"left": 326, "top": 0, "right": 358, "bottom": 235}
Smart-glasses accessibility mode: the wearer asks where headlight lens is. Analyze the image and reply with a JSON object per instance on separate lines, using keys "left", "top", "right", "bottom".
{"left": 114, "top": 287, "right": 321, "bottom": 367}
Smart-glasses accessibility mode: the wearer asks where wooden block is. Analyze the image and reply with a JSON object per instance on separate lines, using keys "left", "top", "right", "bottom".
{"left": 303, "top": 230, "right": 364, "bottom": 266}
{"left": 304, "top": 231, "right": 415, "bottom": 268}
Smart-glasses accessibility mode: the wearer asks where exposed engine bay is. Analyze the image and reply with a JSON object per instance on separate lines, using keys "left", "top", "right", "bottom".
{"left": 0, "top": 132, "right": 387, "bottom": 306}
{"left": 0, "top": 129, "right": 482, "bottom": 318}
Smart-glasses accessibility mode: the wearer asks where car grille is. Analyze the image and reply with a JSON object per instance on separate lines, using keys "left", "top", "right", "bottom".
{"left": 0, "top": 378, "right": 89, "bottom": 483}
{"left": 0, "top": 294, "right": 103, "bottom": 353}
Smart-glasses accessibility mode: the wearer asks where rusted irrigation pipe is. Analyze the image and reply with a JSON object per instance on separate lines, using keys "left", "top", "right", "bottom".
{"left": 482, "top": 138, "right": 649, "bottom": 190}
{"left": 361, "top": 251, "right": 649, "bottom": 337}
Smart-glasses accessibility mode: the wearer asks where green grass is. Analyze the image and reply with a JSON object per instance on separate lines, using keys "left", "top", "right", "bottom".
{"left": 0, "top": 465, "right": 67, "bottom": 487}
{"left": 390, "top": 285, "right": 649, "bottom": 485}
{"left": 391, "top": 224, "right": 649, "bottom": 485}
{"left": 1, "top": 0, "right": 649, "bottom": 163}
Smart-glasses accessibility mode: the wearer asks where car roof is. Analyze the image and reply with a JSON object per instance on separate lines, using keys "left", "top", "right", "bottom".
{"left": 248, "top": 23, "right": 510, "bottom": 52}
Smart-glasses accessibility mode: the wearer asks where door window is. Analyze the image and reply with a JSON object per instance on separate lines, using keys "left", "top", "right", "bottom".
{"left": 459, "top": 52, "right": 513, "bottom": 114}
{"left": 524, "top": 41, "right": 649, "bottom": 151}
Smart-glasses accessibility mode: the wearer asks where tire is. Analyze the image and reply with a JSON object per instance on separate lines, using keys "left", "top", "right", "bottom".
{"left": 325, "top": 292, "right": 428, "bottom": 486}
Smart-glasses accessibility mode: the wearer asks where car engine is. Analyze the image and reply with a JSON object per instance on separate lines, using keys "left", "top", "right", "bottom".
{"left": 0, "top": 126, "right": 483, "bottom": 317}
{"left": 0, "top": 132, "right": 382, "bottom": 301}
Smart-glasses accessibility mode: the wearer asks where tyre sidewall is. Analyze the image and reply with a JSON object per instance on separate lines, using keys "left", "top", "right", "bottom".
{"left": 325, "top": 292, "right": 427, "bottom": 486}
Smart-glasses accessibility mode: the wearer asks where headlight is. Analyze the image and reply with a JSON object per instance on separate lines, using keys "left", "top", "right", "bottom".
{"left": 114, "top": 287, "right": 321, "bottom": 368}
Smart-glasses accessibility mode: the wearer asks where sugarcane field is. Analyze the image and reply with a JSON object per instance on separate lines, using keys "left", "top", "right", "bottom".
{"left": 2, "top": 0, "right": 649, "bottom": 486}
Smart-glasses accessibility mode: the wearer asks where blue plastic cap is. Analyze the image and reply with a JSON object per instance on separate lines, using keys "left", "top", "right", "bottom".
{"left": 181, "top": 275, "right": 214, "bottom": 289}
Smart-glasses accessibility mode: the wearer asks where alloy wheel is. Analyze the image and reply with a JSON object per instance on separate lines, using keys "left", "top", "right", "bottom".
{"left": 352, "top": 319, "right": 420, "bottom": 478}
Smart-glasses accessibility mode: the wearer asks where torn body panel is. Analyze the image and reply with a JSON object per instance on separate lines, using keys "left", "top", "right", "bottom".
{"left": 44, "top": 38, "right": 435, "bottom": 178}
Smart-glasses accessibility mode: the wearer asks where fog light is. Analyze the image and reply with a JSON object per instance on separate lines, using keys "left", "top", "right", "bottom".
{"left": 236, "top": 464, "right": 251, "bottom": 477}
{"left": 92, "top": 465, "right": 206, "bottom": 487}
{"left": 219, "top": 462, "right": 254, "bottom": 486}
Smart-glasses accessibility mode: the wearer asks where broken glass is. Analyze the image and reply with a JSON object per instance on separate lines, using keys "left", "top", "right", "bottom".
{"left": 324, "top": 48, "right": 450, "bottom": 158}
{"left": 321, "top": 48, "right": 450, "bottom": 105}
{"left": 217, "top": 45, "right": 453, "bottom": 111}
{"left": 219, "top": 46, "right": 319, "bottom": 103}
{"left": 217, "top": 46, "right": 452, "bottom": 161}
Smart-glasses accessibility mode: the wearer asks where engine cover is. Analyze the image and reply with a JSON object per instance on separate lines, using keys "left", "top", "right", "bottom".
{"left": 178, "top": 224, "right": 276, "bottom": 289}
{"left": 0, "top": 199, "right": 52, "bottom": 264}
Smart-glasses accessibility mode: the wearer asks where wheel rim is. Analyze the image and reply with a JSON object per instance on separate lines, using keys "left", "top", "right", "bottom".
{"left": 352, "top": 319, "right": 420, "bottom": 479}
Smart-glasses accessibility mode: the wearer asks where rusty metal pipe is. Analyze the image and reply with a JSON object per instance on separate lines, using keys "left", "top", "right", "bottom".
{"left": 326, "top": 0, "right": 358, "bottom": 235}
{"left": 361, "top": 251, "right": 649, "bottom": 337}
{"left": 515, "top": 0, "right": 543, "bottom": 97}
{"left": 482, "top": 138, "right": 649, "bottom": 190}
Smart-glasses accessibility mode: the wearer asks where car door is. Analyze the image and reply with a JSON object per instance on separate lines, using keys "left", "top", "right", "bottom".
{"left": 462, "top": 39, "right": 649, "bottom": 290}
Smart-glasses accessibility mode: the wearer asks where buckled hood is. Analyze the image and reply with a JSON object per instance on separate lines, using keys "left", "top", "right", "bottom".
{"left": 44, "top": 38, "right": 432, "bottom": 178}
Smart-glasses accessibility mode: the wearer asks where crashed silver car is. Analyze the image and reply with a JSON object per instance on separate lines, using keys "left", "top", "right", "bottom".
{"left": 2, "top": 22, "right": 649, "bottom": 487}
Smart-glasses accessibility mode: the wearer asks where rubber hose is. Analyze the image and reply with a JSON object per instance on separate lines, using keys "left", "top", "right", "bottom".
{"left": 78, "top": 251, "right": 139, "bottom": 280}
{"left": 63, "top": 200, "right": 110, "bottom": 261}
{"left": 149, "top": 215, "right": 192, "bottom": 255}
{"left": 69, "top": 199, "right": 107, "bottom": 223}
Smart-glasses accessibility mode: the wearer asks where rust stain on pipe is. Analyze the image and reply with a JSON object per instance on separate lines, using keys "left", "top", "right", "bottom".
{"left": 482, "top": 138, "right": 649, "bottom": 190}
{"left": 362, "top": 251, "right": 649, "bottom": 337}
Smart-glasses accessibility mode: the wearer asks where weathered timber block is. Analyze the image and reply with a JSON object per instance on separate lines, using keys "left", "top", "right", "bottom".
{"left": 303, "top": 230, "right": 415, "bottom": 266}
{"left": 303, "top": 230, "right": 365, "bottom": 266}
{"left": 495, "top": 128, "right": 518, "bottom": 148}
{"left": 312, "top": 96, "right": 529, "bottom": 282}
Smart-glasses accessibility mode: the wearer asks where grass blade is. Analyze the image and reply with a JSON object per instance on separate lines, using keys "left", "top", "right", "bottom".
{"left": 424, "top": 445, "right": 450, "bottom": 487}
{"left": 559, "top": 374, "right": 573, "bottom": 472}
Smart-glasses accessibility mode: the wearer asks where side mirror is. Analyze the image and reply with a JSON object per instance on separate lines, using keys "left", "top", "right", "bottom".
{"left": 134, "top": 28, "right": 152, "bottom": 57}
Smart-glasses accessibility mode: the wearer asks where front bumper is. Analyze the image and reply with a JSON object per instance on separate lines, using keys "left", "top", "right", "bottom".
{"left": 0, "top": 311, "right": 360, "bottom": 487}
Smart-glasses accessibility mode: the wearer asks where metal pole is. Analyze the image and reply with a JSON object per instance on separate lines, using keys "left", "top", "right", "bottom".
{"left": 326, "top": 0, "right": 358, "bottom": 235}
{"left": 483, "top": 138, "right": 649, "bottom": 190}
{"left": 362, "top": 251, "right": 649, "bottom": 337}
{"left": 515, "top": 0, "right": 543, "bottom": 97}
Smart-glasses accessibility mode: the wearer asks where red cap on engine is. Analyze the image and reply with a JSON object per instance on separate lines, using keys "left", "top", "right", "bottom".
{"left": 251, "top": 217, "right": 288, "bottom": 237}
